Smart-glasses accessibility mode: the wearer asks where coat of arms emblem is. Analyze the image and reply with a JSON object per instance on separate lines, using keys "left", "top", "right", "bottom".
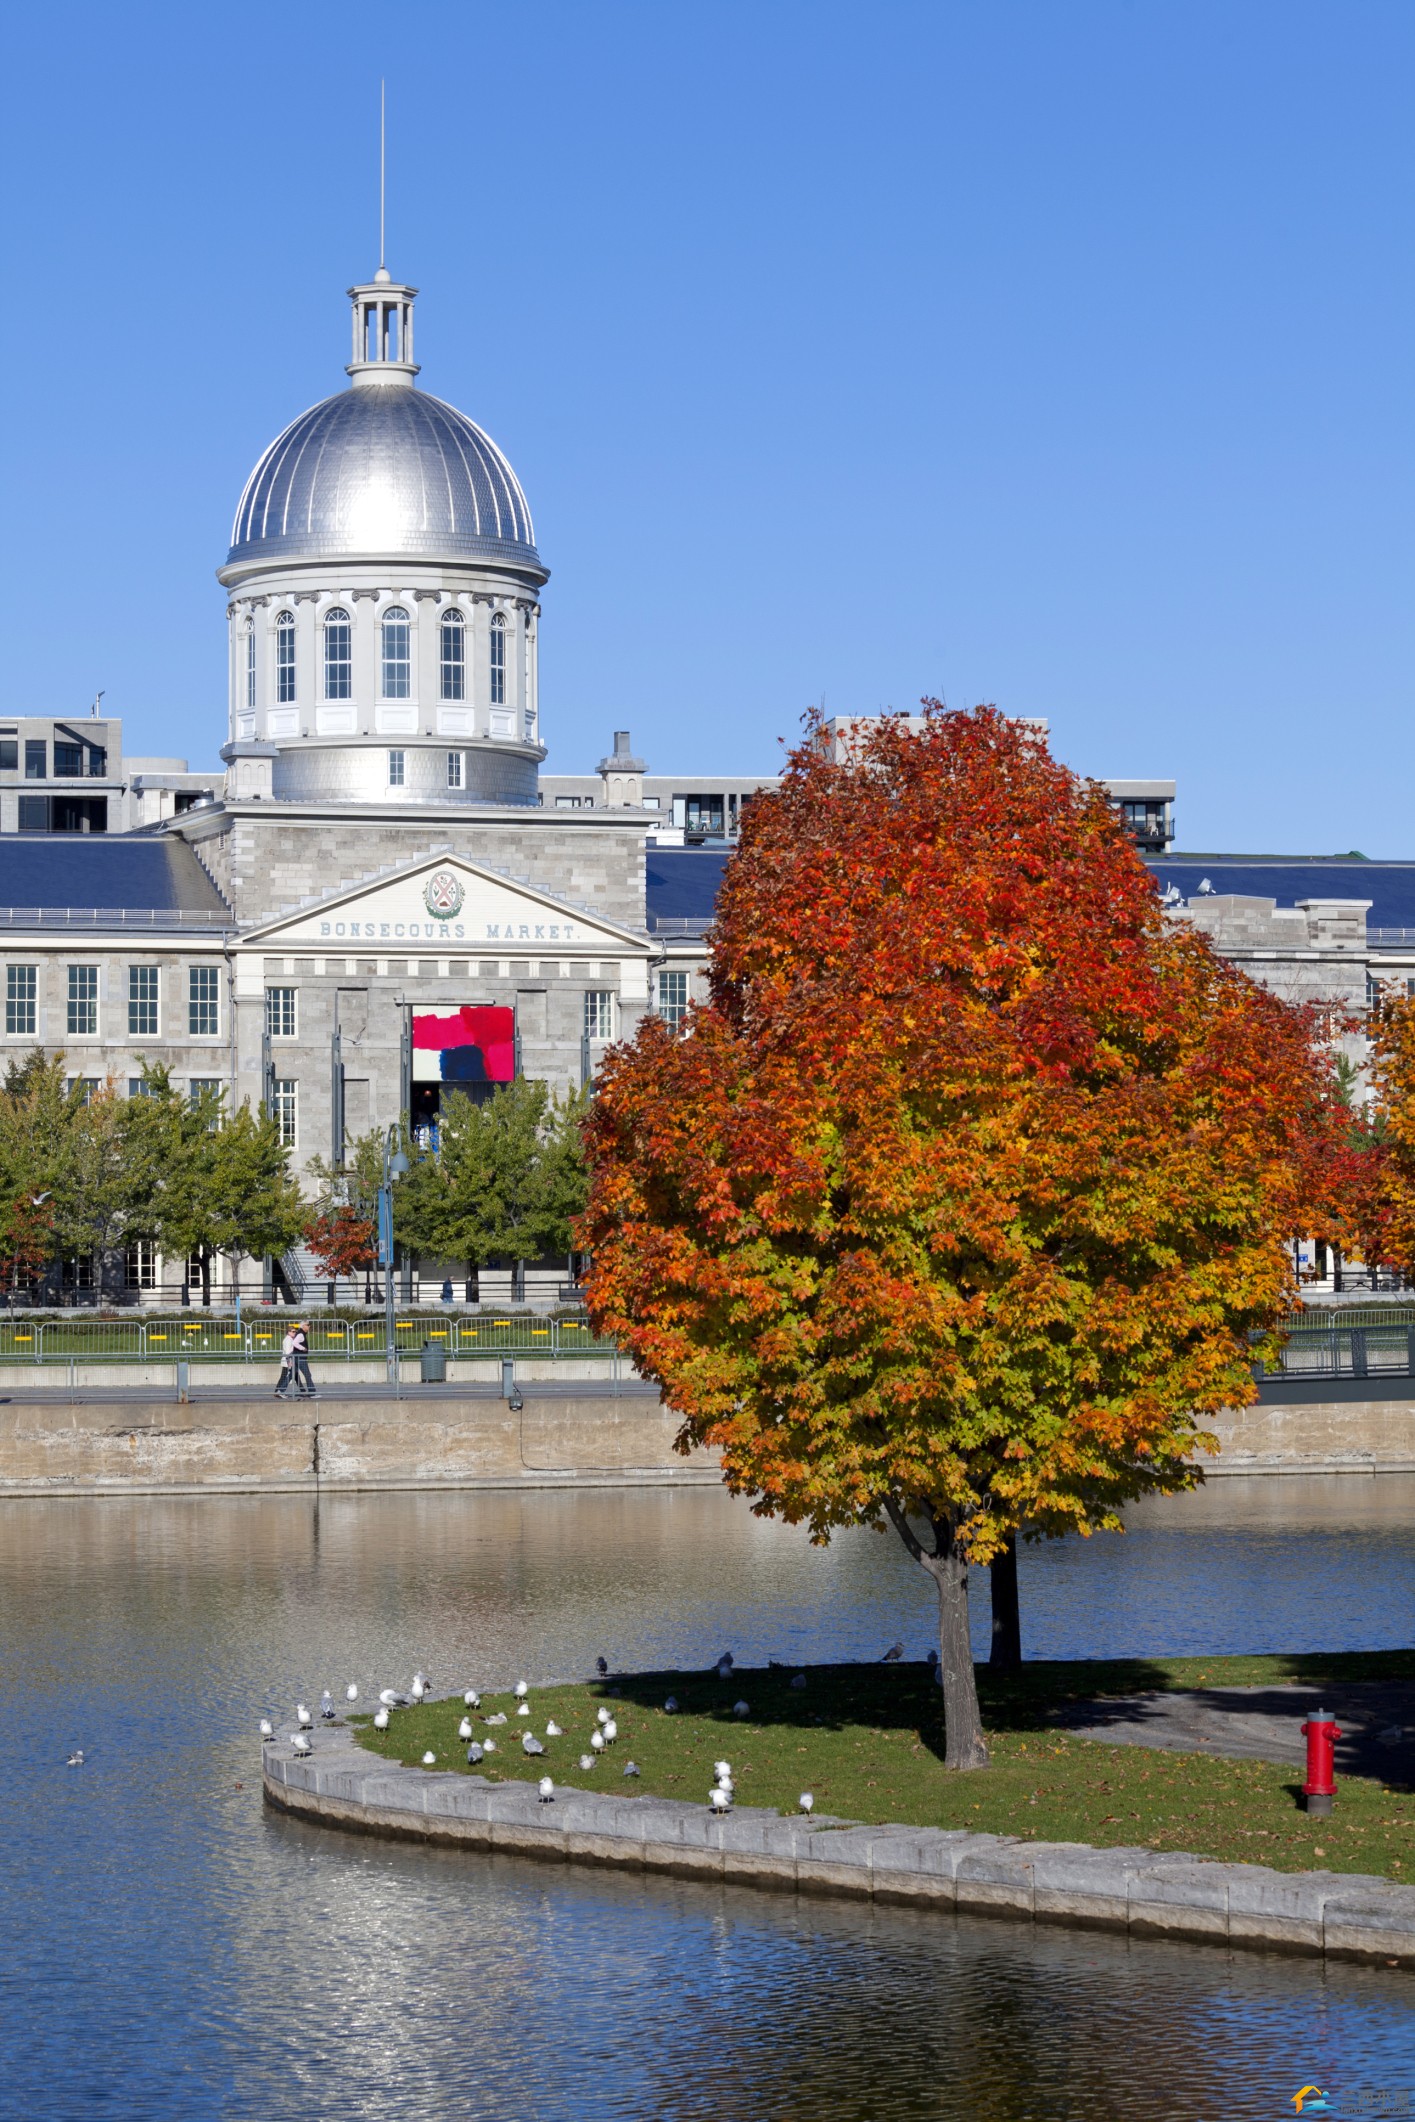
{"left": 423, "top": 869, "right": 465, "bottom": 920}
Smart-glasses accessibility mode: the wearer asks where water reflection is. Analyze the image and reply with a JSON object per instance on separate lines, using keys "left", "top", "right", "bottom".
{"left": 1, "top": 1481, "right": 1412, "bottom": 2119}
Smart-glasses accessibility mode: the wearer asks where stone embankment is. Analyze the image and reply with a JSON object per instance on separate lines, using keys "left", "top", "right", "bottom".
{"left": 264, "top": 1723, "right": 1415, "bottom": 1965}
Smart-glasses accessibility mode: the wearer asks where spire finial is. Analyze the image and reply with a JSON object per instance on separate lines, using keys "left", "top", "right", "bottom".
{"left": 379, "top": 79, "right": 386, "bottom": 272}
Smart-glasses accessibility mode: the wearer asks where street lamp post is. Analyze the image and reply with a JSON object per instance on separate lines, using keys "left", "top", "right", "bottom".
{"left": 379, "top": 1123, "right": 410, "bottom": 1384}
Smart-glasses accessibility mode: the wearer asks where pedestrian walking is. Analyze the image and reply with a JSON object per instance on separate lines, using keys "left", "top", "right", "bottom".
{"left": 290, "top": 1321, "right": 317, "bottom": 1398}
{"left": 274, "top": 1325, "right": 297, "bottom": 1399}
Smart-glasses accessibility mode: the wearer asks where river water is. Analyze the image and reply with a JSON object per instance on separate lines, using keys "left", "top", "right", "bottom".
{"left": 1, "top": 1477, "right": 1412, "bottom": 2120}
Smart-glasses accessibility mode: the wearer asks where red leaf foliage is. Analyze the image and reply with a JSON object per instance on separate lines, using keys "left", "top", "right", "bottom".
{"left": 580, "top": 707, "right": 1340, "bottom": 1559}
{"left": 303, "top": 1204, "right": 377, "bottom": 1281}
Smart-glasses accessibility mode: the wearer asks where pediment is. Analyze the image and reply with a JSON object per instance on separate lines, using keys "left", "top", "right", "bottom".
{"left": 239, "top": 853, "right": 648, "bottom": 956}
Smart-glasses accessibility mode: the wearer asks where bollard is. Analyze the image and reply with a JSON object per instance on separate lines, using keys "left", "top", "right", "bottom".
{"left": 1301, "top": 1706, "right": 1341, "bottom": 1815}
{"left": 176, "top": 1359, "right": 190, "bottom": 1405}
{"left": 501, "top": 1356, "right": 516, "bottom": 1400}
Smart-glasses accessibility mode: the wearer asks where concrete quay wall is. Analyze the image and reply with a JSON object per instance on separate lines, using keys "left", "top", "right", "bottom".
{"left": 0, "top": 1385, "right": 720, "bottom": 1496}
{"left": 262, "top": 1725, "right": 1415, "bottom": 1965}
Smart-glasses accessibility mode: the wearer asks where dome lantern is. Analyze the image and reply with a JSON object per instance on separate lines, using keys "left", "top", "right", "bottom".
{"left": 347, "top": 265, "right": 419, "bottom": 386}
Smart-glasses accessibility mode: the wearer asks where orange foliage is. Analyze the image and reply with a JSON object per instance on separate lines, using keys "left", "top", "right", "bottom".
{"left": 303, "top": 1204, "right": 377, "bottom": 1282}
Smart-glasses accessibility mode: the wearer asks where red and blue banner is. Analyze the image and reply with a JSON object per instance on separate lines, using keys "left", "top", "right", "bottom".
{"left": 412, "top": 1006, "right": 516, "bottom": 1086}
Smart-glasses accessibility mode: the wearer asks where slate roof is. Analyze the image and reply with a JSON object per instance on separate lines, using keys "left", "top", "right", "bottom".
{"left": 0, "top": 836, "right": 231, "bottom": 928}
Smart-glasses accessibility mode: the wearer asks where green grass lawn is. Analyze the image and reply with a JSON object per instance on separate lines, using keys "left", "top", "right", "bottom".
{"left": 351, "top": 1650, "right": 1415, "bottom": 1880}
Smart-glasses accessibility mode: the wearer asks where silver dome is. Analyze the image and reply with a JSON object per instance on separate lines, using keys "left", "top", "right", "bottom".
{"left": 227, "top": 387, "right": 544, "bottom": 571}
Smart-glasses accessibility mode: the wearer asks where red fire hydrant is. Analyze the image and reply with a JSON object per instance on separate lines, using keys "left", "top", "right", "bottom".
{"left": 1302, "top": 1707, "right": 1342, "bottom": 1816}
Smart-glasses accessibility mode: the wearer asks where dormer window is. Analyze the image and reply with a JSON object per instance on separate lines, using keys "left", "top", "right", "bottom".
{"left": 381, "top": 607, "right": 411, "bottom": 700}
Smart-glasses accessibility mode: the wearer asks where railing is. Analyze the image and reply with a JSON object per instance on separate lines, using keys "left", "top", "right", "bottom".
{"left": 0, "top": 1314, "right": 619, "bottom": 1365}
{"left": 646, "top": 915, "right": 713, "bottom": 935}
{"left": 1260, "top": 1320, "right": 1415, "bottom": 1381}
{"left": 0, "top": 906, "right": 233, "bottom": 929}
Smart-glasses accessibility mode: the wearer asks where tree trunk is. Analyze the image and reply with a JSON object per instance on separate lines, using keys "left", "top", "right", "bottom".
{"left": 884, "top": 1499, "right": 988, "bottom": 1769}
{"left": 989, "top": 1531, "right": 1022, "bottom": 1669}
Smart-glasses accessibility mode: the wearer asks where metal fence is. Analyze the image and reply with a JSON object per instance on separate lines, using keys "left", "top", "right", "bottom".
{"left": 0, "top": 1314, "right": 618, "bottom": 1366}
{"left": 1262, "top": 1320, "right": 1415, "bottom": 1381}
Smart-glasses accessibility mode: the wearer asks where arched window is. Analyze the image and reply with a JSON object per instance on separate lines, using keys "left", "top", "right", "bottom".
{"left": 489, "top": 612, "right": 507, "bottom": 706}
{"left": 323, "top": 608, "right": 352, "bottom": 700}
{"left": 244, "top": 620, "right": 256, "bottom": 711}
{"left": 276, "top": 611, "right": 297, "bottom": 704}
{"left": 381, "top": 606, "right": 411, "bottom": 699}
{"left": 439, "top": 609, "right": 465, "bottom": 701}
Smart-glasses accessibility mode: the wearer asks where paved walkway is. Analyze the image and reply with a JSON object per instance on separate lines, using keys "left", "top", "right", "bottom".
{"left": 1050, "top": 1681, "right": 1415, "bottom": 1782}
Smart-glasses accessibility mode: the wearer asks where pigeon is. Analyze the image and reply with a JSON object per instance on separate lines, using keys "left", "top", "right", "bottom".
{"left": 664, "top": 1695, "right": 679, "bottom": 1714}
{"left": 320, "top": 1691, "right": 335, "bottom": 1720}
{"left": 514, "top": 1681, "right": 529, "bottom": 1700}
{"left": 483, "top": 1738, "right": 497, "bottom": 1754}
{"left": 545, "top": 1719, "right": 563, "bottom": 1737}
{"left": 466, "top": 1742, "right": 484, "bottom": 1766}
{"left": 882, "top": 1643, "right": 904, "bottom": 1663}
{"left": 596, "top": 1707, "right": 611, "bottom": 1726}
{"left": 421, "top": 1751, "right": 436, "bottom": 1767}
{"left": 709, "top": 1784, "right": 731, "bottom": 1812}
{"left": 463, "top": 1689, "right": 480, "bottom": 1709}
{"left": 590, "top": 1730, "right": 605, "bottom": 1753}
{"left": 458, "top": 1718, "right": 473, "bottom": 1742}
{"left": 623, "top": 1760, "right": 640, "bottom": 1777}
{"left": 538, "top": 1776, "right": 555, "bottom": 1803}
{"left": 345, "top": 1684, "right": 359, "bottom": 1703}
{"left": 258, "top": 1717, "right": 274, "bottom": 1742}
{"left": 579, "top": 1753, "right": 595, "bottom": 1770}
{"left": 733, "top": 1700, "right": 750, "bottom": 1719}
{"left": 373, "top": 1707, "right": 390, "bottom": 1732}
{"left": 292, "top": 1733, "right": 311, "bottom": 1757}
{"left": 799, "top": 1792, "right": 815, "bottom": 1814}
{"left": 296, "top": 1703, "right": 313, "bottom": 1729}
{"left": 603, "top": 1719, "right": 618, "bottom": 1745}
{"left": 485, "top": 1712, "right": 508, "bottom": 1726}
{"left": 791, "top": 1673, "right": 807, "bottom": 1690}
{"left": 522, "top": 1732, "right": 545, "bottom": 1756}
{"left": 596, "top": 1656, "right": 609, "bottom": 1676}
{"left": 716, "top": 1656, "right": 734, "bottom": 1680}
{"left": 66, "top": 1749, "right": 85, "bottom": 1768}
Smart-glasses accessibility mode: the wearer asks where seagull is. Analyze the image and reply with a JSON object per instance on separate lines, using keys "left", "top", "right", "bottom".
{"left": 791, "top": 1673, "right": 807, "bottom": 1689}
{"left": 596, "top": 1707, "right": 611, "bottom": 1726}
{"left": 345, "top": 1684, "right": 359, "bottom": 1703}
{"left": 258, "top": 1718, "right": 274, "bottom": 1742}
{"left": 664, "top": 1695, "right": 679, "bottom": 1714}
{"left": 623, "top": 1761, "right": 640, "bottom": 1777}
{"left": 411, "top": 1678, "right": 427, "bottom": 1702}
{"left": 66, "top": 1749, "right": 85, "bottom": 1768}
{"left": 320, "top": 1690, "right": 336, "bottom": 1720}
{"left": 485, "top": 1711, "right": 507, "bottom": 1726}
{"left": 716, "top": 1655, "right": 734, "bottom": 1680}
{"left": 517, "top": 1702, "right": 531, "bottom": 1718}
{"left": 596, "top": 1656, "right": 609, "bottom": 1676}
{"left": 522, "top": 1732, "right": 545, "bottom": 1756}
{"left": 421, "top": 1750, "right": 436, "bottom": 1766}
{"left": 514, "top": 1681, "right": 529, "bottom": 1699}
{"left": 458, "top": 1717, "right": 473, "bottom": 1742}
{"left": 463, "top": 1689, "right": 480, "bottom": 1708}
{"left": 603, "top": 1719, "right": 618, "bottom": 1745}
{"left": 881, "top": 1643, "right": 904, "bottom": 1663}
{"left": 579, "top": 1753, "right": 595, "bottom": 1770}
{"left": 714, "top": 1760, "right": 732, "bottom": 1781}
{"left": 709, "top": 1784, "right": 731, "bottom": 1812}
{"left": 373, "top": 1708, "right": 390, "bottom": 1732}
{"left": 296, "top": 1703, "right": 313, "bottom": 1730}
{"left": 483, "top": 1738, "right": 497, "bottom": 1754}
{"left": 379, "top": 1689, "right": 408, "bottom": 1709}
{"left": 545, "top": 1719, "right": 563, "bottom": 1737}
{"left": 538, "top": 1775, "right": 555, "bottom": 1803}
{"left": 292, "top": 1733, "right": 311, "bottom": 1757}
{"left": 717, "top": 1775, "right": 735, "bottom": 1799}
{"left": 590, "top": 1730, "right": 605, "bottom": 1753}
{"left": 733, "top": 1700, "right": 750, "bottom": 1718}
{"left": 467, "top": 1742, "right": 484, "bottom": 1765}
{"left": 799, "top": 1792, "right": 814, "bottom": 1814}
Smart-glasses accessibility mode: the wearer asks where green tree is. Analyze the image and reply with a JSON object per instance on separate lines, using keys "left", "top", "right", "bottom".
{"left": 400, "top": 1079, "right": 573, "bottom": 1301}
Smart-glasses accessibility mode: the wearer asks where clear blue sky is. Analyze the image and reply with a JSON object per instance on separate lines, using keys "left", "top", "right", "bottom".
{"left": 2, "top": 0, "right": 1411, "bottom": 853}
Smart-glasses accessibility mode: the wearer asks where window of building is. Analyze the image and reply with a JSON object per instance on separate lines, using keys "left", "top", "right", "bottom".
{"left": 87, "top": 746, "right": 107, "bottom": 779}
{"left": 381, "top": 607, "right": 411, "bottom": 699}
{"left": 128, "top": 965, "right": 159, "bottom": 1037}
{"left": 188, "top": 965, "right": 220, "bottom": 1037}
{"left": 24, "top": 740, "right": 46, "bottom": 780}
{"left": 67, "top": 1078, "right": 100, "bottom": 1104}
{"left": 656, "top": 970, "right": 689, "bottom": 1029}
{"left": 323, "top": 608, "right": 353, "bottom": 700}
{"left": 642, "top": 795, "right": 661, "bottom": 809}
{"left": 265, "top": 987, "right": 297, "bottom": 1040}
{"left": 271, "top": 1078, "right": 297, "bottom": 1149}
{"left": 276, "top": 611, "right": 297, "bottom": 703}
{"left": 50, "top": 796, "right": 107, "bottom": 834}
{"left": 125, "top": 1240, "right": 157, "bottom": 1290}
{"left": 388, "top": 749, "right": 405, "bottom": 787}
{"left": 54, "top": 742, "right": 84, "bottom": 778}
{"left": 245, "top": 620, "right": 256, "bottom": 711}
{"left": 584, "top": 989, "right": 615, "bottom": 1041}
{"left": 67, "top": 964, "right": 98, "bottom": 1037}
{"left": 554, "top": 795, "right": 581, "bottom": 809}
{"left": 0, "top": 740, "right": 16, "bottom": 771}
{"left": 490, "top": 612, "right": 507, "bottom": 705}
{"left": 188, "top": 1078, "right": 223, "bottom": 1122}
{"left": 6, "top": 965, "right": 36, "bottom": 1036}
{"left": 128, "top": 1077, "right": 159, "bottom": 1099}
{"left": 18, "top": 796, "right": 48, "bottom": 831}
{"left": 440, "top": 609, "right": 465, "bottom": 700}
{"left": 673, "top": 794, "right": 726, "bottom": 836}
{"left": 447, "top": 751, "right": 463, "bottom": 790}
{"left": 1118, "top": 799, "right": 1168, "bottom": 849}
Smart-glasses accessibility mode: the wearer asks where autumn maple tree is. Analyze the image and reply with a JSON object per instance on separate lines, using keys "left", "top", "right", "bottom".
{"left": 580, "top": 706, "right": 1336, "bottom": 1769}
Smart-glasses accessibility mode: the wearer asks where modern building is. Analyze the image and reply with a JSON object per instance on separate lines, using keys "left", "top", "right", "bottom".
{"left": 0, "top": 258, "right": 1384, "bottom": 1300}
